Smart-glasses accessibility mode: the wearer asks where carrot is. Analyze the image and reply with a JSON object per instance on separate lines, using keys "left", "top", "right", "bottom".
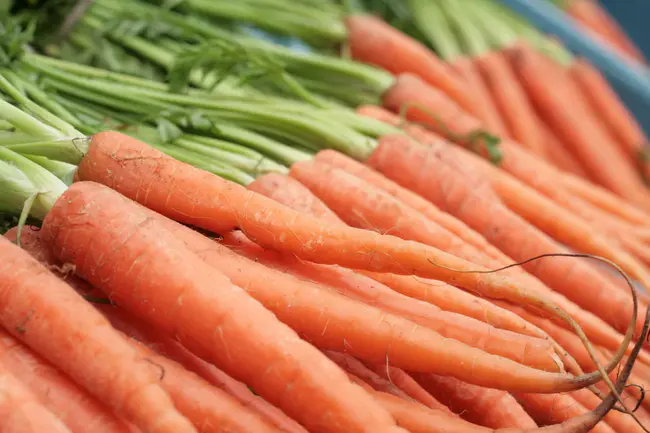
{"left": 241, "top": 170, "right": 547, "bottom": 337}
{"left": 0, "top": 236, "right": 195, "bottom": 433}
{"left": 367, "top": 133, "right": 644, "bottom": 337}
{"left": 344, "top": 110, "right": 640, "bottom": 358}
{"left": 513, "top": 392, "right": 614, "bottom": 433}
{"left": 99, "top": 306, "right": 307, "bottom": 433}
{"left": 565, "top": 0, "right": 646, "bottom": 64}
{"left": 76, "top": 131, "right": 614, "bottom": 355}
{"left": 476, "top": 48, "right": 546, "bottom": 157}
{"left": 323, "top": 351, "right": 417, "bottom": 403}
{"left": 413, "top": 373, "right": 538, "bottom": 429}
{"left": 570, "top": 58, "right": 650, "bottom": 179}
{"left": 452, "top": 56, "right": 509, "bottom": 137}
{"left": 347, "top": 376, "right": 493, "bottom": 433}
{"left": 344, "top": 15, "right": 477, "bottom": 115}
{"left": 561, "top": 173, "right": 650, "bottom": 225}
{"left": 289, "top": 159, "right": 501, "bottom": 268}
{"left": 381, "top": 71, "right": 650, "bottom": 216}
{"left": 539, "top": 119, "right": 589, "bottom": 177}
{"left": 119, "top": 331, "right": 283, "bottom": 433}
{"left": 247, "top": 173, "right": 344, "bottom": 223}
{"left": 3, "top": 226, "right": 301, "bottom": 432}
{"left": 4, "top": 226, "right": 96, "bottom": 296}
{"left": 149, "top": 207, "right": 574, "bottom": 388}
{"left": 313, "top": 143, "right": 517, "bottom": 266}
{"left": 41, "top": 182, "right": 404, "bottom": 433}
{"left": 364, "top": 362, "right": 452, "bottom": 414}
{"left": 571, "top": 388, "right": 646, "bottom": 433}
{"left": 510, "top": 43, "right": 650, "bottom": 207}
{"left": 218, "top": 231, "right": 562, "bottom": 372}
{"left": 0, "top": 328, "right": 130, "bottom": 433}
{"left": 0, "top": 362, "right": 73, "bottom": 433}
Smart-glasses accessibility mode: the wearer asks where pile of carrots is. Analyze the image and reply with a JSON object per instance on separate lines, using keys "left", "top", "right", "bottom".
{"left": 1, "top": 0, "right": 650, "bottom": 432}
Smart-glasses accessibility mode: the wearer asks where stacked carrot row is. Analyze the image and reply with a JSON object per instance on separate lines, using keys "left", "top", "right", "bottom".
{"left": 0, "top": 0, "right": 649, "bottom": 432}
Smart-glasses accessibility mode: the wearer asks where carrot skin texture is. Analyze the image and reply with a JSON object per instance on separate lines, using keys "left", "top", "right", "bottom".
{"left": 77, "top": 132, "right": 587, "bottom": 320}
{"left": 452, "top": 56, "right": 509, "bottom": 137}
{"left": 0, "top": 236, "right": 195, "bottom": 433}
{"left": 100, "top": 306, "right": 307, "bottom": 433}
{"left": 323, "top": 352, "right": 416, "bottom": 403}
{"left": 121, "top": 333, "right": 283, "bottom": 433}
{"left": 41, "top": 182, "right": 404, "bottom": 433}
{"left": 413, "top": 373, "right": 538, "bottom": 429}
{"left": 345, "top": 15, "right": 476, "bottom": 115}
{"left": 5, "top": 227, "right": 302, "bottom": 433}
{"left": 364, "top": 363, "right": 452, "bottom": 414}
{"left": 351, "top": 109, "right": 637, "bottom": 356}
{"left": 510, "top": 44, "right": 650, "bottom": 206}
{"left": 248, "top": 173, "right": 344, "bottom": 224}
{"left": 540, "top": 123, "right": 590, "bottom": 177}
{"left": 477, "top": 49, "right": 546, "bottom": 157}
{"left": 349, "top": 379, "right": 492, "bottom": 433}
{"left": 570, "top": 59, "right": 649, "bottom": 174}
{"left": 143, "top": 207, "right": 578, "bottom": 392}
{"left": 570, "top": 388, "right": 645, "bottom": 433}
{"left": 0, "top": 364, "right": 72, "bottom": 433}
{"left": 0, "top": 328, "right": 130, "bottom": 433}
{"left": 366, "top": 134, "right": 642, "bottom": 336}
{"left": 513, "top": 392, "right": 614, "bottom": 433}
{"left": 314, "top": 144, "right": 511, "bottom": 266}
{"left": 222, "top": 230, "right": 556, "bottom": 368}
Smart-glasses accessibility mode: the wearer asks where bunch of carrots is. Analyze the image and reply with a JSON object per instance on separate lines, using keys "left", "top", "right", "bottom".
{"left": 1, "top": 0, "right": 650, "bottom": 432}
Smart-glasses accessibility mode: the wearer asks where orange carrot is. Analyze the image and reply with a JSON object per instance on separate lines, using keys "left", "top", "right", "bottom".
{"left": 68, "top": 178, "right": 629, "bottom": 395}
{"left": 314, "top": 144, "right": 514, "bottom": 266}
{"left": 99, "top": 306, "right": 307, "bottom": 433}
{"left": 413, "top": 373, "right": 538, "bottom": 429}
{"left": 218, "top": 231, "right": 561, "bottom": 372}
{"left": 0, "top": 362, "right": 73, "bottom": 433}
{"left": 513, "top": 392, "right": 614, "bottom": 433}
{"left": 347, "top": 376, "right": 493, "bottom": 433}
{"left": 289, "top": 159, "right": 498, "bottom": 268}
{"left": 241, "top": 169, "right": 547, "bottom": 339}
{"left": 337, "top": 110, "right": 637, "bottom": 359}
{"left": 367, "top": 133, "right": 643, "bottom": 338}
{"left": 571, "top": 388, "right": 645, "bottom": 433}
{"left": 247, "top": 173, "right": 344, "bottom": 223}
{"left": 345, "top": 14, "right": 477, "bottom": 115}
{"left": 570, "top": 58, "right": 649, "bottom": 179}
{"left": 477, "top": 48, "right": 547, "bottom": 157}
{"left": 41, "top": 182, "right": 404, "bottom": 433}
{"left": 452, "top": 56, "right": 509, "bottom": 137}
{"left": 148, "top": 208, "right": 574, "bottom": 387}
{"left": 565, "top": 0, "right": 646, "bottom": 64}
{"left": 364, "top": 362, "right": 452, "bottom": 414}
{"left": 510, "top": 43, "right": 650, "bottom": 207}
{"left": 4, "top": 226, "right": 96, "bottom": 296}
{"left": 561, "top": 173, "right": 650, "bottom": 224}
{"left": 323, "top": 351, "right": 417, "bottom": 403}
{"left": 120, "top": 331, "right": 283, "bottom": 433}
{"left": 76, "top": 132, "right": 612, "bottom": 348}
{"left": 539, "top": 120, "right": 589, "bottom": 178}
{"left": 0, "top": 328, "right": 130, "bottom": 433}
{"left": 0, "top": 236, "right": 195, "bottom": 433}
{"left": 4, "top": 227, "right": 301, "bottom": 432}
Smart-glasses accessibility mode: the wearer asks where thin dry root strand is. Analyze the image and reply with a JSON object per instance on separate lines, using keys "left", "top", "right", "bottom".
{"left": 428, "top": 252, "right": 639, "bottom": 424}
